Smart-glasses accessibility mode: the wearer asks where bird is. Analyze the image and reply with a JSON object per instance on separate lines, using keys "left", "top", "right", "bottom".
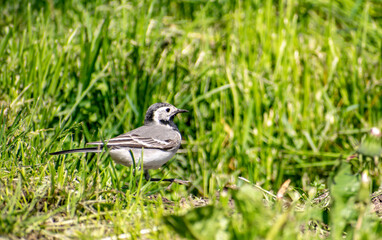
{"left": 50, "top": 103, "right": 189, "bottom": 184}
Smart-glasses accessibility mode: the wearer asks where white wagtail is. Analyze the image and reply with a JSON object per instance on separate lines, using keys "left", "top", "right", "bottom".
{"left": 50, "top": 103, "right": 188, "bottom": 184}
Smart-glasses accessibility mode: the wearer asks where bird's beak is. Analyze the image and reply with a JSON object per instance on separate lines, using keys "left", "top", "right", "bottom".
{"left": 176, "top": 108, "right": 188, "bottom": 114}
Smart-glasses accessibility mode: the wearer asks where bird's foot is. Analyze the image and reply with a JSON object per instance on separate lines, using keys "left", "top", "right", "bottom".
{"left": 144, "top": 170, "right": 190, "bottom": 185}
{"left": 149, "top": 177, "right": 190, "bottom": 185}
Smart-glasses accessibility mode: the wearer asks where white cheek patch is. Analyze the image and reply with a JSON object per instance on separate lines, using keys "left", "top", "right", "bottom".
{"left": 153, "top": 107, "right": 172, "bottom": 123}
{"left": 153, "top": 111, "right": 160, "bottom": 123}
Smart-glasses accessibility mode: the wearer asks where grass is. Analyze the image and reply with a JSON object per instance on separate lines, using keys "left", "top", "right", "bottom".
{"left": 1, "top": 0, "right": 382, "bottom": 239}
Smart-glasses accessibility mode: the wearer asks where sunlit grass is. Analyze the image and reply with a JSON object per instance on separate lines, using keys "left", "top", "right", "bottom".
{"left": 1, "top": 0, "right": 382, "bottom": 238}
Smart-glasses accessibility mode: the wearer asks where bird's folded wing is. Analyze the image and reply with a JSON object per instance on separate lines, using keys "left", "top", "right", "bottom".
{"left": 86, "top": 134, "right": 178, "bottom": 150}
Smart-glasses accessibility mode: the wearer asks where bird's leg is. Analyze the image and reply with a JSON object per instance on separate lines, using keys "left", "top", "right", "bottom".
{"left": 144, "top": 170, "right": 190, "bottom": 185}
{"left": 144, "top": 170, "right": 151, "bottom": 181}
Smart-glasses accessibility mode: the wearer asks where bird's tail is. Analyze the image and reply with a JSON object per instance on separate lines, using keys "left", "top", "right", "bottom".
{"left": 50, "top": 147, "right": 103, "bottom": 155}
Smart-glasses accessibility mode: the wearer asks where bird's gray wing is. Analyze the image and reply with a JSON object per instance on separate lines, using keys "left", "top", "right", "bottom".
{"left": 86, "top": 125, "right": 180, "bottom": 150}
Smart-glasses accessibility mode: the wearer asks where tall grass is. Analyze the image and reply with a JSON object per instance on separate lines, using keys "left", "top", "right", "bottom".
{"left": 1, "top": 0, "right": 381, "bottom": 238}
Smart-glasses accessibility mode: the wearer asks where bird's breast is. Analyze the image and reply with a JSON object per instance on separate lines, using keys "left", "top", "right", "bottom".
{"left": 109, "top": 147, "right": 178, "bottom": 170}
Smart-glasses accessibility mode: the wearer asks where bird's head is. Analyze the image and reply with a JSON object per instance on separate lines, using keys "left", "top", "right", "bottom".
{"left": 144, "top": 103, "right": 188, "bottom": 125}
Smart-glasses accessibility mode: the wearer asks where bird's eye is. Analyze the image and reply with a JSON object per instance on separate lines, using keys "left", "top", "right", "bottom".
{"left": 166, "top": 108, "right": 170, "bottom": 112}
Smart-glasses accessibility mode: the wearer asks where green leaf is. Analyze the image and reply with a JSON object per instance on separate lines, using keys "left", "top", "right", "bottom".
{"left": 232, "top": 185, "right": 273, "bottom": 238}
{"left": 357, "top": 134, "right": 382, "bottom": 157}
{"left": 329, "top": 163, "right": 361, "bottom": 239}
{"left": 163, "top": 205, "right": 230, "bottom": 240}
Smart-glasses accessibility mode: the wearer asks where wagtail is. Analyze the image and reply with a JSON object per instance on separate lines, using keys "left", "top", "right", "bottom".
{"left": 50, "top": 103, "right": 188, "bottom": 184}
